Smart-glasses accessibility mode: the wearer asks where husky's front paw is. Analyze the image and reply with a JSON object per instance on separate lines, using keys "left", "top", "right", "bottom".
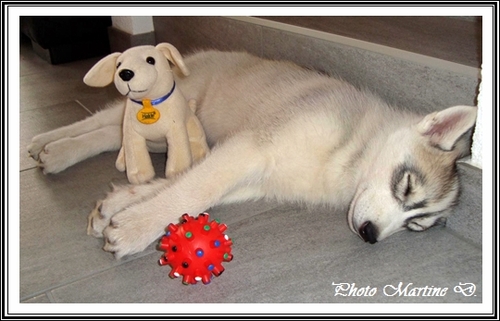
{"left": 102, "top": 207, "right": 165, "bottom": 259}
{"left": 87, "top": 200, "right": 109, "bottom": 238}
{"left": 87, "top": 186, "right": 136, "bottom": 237}
{"left": 87, "top": 180, "right": 168, "bottom": 237}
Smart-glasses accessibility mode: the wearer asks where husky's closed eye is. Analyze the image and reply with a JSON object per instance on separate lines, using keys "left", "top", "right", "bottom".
{"left": 393, "top": 170, "right": 418, "bottom": 201}
{"left": 391, "top": 165, "right": 427, "bottom": 211}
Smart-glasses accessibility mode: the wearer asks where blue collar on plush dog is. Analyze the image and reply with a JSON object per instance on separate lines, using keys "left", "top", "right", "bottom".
{"left": 130, "top": 81, "right": 176, "bottom": 106}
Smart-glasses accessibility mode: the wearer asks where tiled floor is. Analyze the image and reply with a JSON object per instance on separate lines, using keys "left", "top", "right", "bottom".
{"left": 18, "top": 36, "right": 283, "bottom": 305}
{"left": 19, "top": 36, "right": 131, "bottom": 302}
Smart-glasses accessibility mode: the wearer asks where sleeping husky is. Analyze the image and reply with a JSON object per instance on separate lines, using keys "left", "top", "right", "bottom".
{"left": 27, "top": 50, "right": 477, "bottom": 259}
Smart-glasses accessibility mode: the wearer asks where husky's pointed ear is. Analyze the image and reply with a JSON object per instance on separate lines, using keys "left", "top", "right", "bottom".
{"left": 155, "top": 43, "right": 190, "bottom": 76}
{"left": 417, "top": 105, "right": 478, "bottom": 152}
{"left": 83, "top": 52, "right": 122, "bottom": 87}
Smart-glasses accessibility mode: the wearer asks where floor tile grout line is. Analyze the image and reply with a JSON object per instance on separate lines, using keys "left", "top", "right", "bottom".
{"left": 74, "top": 99, "right": 94, "bottom": 115}
{"left": 46, "top": 291, "right": 56, "bottom": 303}
{"left": 20, "top": 101, "right": 81, "bottom": 114}
{"left": 20, "top": 249, "right": 158, "bottom": 302}
{"left": 20, "top": 166, "right": 38, "bottom": 173}
{"left": 443, "top": 228, "right": 482, "bottom": 250}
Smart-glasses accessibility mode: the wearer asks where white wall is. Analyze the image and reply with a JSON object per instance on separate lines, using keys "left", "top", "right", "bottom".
{"left": 112, "top": 16, "right": 154, "bottom": 35}
{"left": 470, "top": 78, "right": 483, "bottom": 169}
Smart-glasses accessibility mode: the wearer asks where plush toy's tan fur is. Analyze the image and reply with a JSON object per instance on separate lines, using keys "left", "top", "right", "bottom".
{"left": 84, "top": 43, "right": 209, "bottom": 184}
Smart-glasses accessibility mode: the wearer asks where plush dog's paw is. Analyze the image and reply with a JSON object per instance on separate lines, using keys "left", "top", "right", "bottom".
{"left": 127, "top": 169, "right": 155, "bottom": 185}
{"left": 115, "top": 148, "right": 126, "bottom": 172}
{"left": 102, "top": 207, "right": 165, "bottom": 259}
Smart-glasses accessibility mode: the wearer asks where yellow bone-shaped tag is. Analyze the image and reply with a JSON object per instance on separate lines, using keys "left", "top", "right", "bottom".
{"left": 136, "top": 99, "right": 160, "bottom": 124}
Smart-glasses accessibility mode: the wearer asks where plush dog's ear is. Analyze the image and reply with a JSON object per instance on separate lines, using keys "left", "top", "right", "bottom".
{"left": 155, "top": 43, "right": 190, "bottom": 76}
{"left": 417, "top": 105, "right": 477, "bottom": 152}
{"left": 83, "top": 52, "right": 121, "bottom": 87}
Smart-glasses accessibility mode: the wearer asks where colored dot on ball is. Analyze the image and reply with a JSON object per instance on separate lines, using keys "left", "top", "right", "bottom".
{"left": 224, "top": 253, "right": 229, "bottom": 260}
{"left": 214, "top": 240, "right": 221, "bottom": 247}
{"left": 207, "top": 264, "right": 214, "bottom": 271}
{"left": 165, "top": 231, "right": 171, "bottom": 237}
{"left": 196, "top": 249, "right": 204, "bottom": 257}
{"left": 185, "top": 231, "right": 193, "bottom": 238}
{"left": 204, "top": 225, "right": 210, "bottom": 231}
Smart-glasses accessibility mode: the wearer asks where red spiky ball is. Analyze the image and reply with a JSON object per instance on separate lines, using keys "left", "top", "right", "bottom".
{"left": 158, "top": 213, "right": 233, "bottom": 285}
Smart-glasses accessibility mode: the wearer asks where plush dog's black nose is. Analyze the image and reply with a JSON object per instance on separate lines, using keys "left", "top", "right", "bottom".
{"left": 119, "top": 69, "right": 134, "bottom": 81}
{"left": 359, "top": 221, "right": 378, "bottom": 244}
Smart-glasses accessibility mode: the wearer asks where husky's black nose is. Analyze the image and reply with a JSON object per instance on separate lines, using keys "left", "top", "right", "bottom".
{"left": 119, "top": 69, "right": 134, "bottom": 81}
{"left": 359, "top": 221, "right": 378, "bottom": 244}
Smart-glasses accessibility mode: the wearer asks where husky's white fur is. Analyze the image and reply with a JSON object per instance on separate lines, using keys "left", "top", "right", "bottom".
{"left": 28, "top": 50, "right": 477, "bottom": 259}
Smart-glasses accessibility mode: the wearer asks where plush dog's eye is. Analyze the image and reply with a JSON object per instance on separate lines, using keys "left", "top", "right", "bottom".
{"left": 146, "top": 57, "right": 155, "bottom": 65}
{"left": 116, "top": 62, "right": 122, "bottom": 69}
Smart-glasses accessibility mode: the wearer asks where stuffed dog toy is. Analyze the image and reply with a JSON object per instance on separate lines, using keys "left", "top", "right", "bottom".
{"left": 83, "top": 43, "right": 209, "bottom": 184}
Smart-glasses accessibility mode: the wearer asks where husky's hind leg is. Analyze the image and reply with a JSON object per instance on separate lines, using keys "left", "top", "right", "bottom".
{"left": 38, "top": 125, "right": 122, "bottom": 174}
{"left": 97, "top": 132, "right": 269, "bottom": 259}
{"left": 27, "top": 101, "right": 124, "bottom": 172}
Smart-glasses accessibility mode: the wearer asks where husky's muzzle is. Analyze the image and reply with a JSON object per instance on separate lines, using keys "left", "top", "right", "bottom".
{"left": 348, "top": 187, "right": 379, "bottom": 244}
{"left": 358, "top": 221, "right": 378, "bottom": 244}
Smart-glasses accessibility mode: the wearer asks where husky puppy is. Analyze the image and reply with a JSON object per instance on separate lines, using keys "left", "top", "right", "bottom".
{"left": 28, "top": 51, "right": 477, "bottom": 259}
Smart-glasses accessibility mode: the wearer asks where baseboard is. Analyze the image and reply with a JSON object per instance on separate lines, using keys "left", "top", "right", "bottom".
{"left": 108, "top": 26, "right": 156, "bottom": 52}
{"left": 230, "top": 16, "right": 479, "bottom": 79}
